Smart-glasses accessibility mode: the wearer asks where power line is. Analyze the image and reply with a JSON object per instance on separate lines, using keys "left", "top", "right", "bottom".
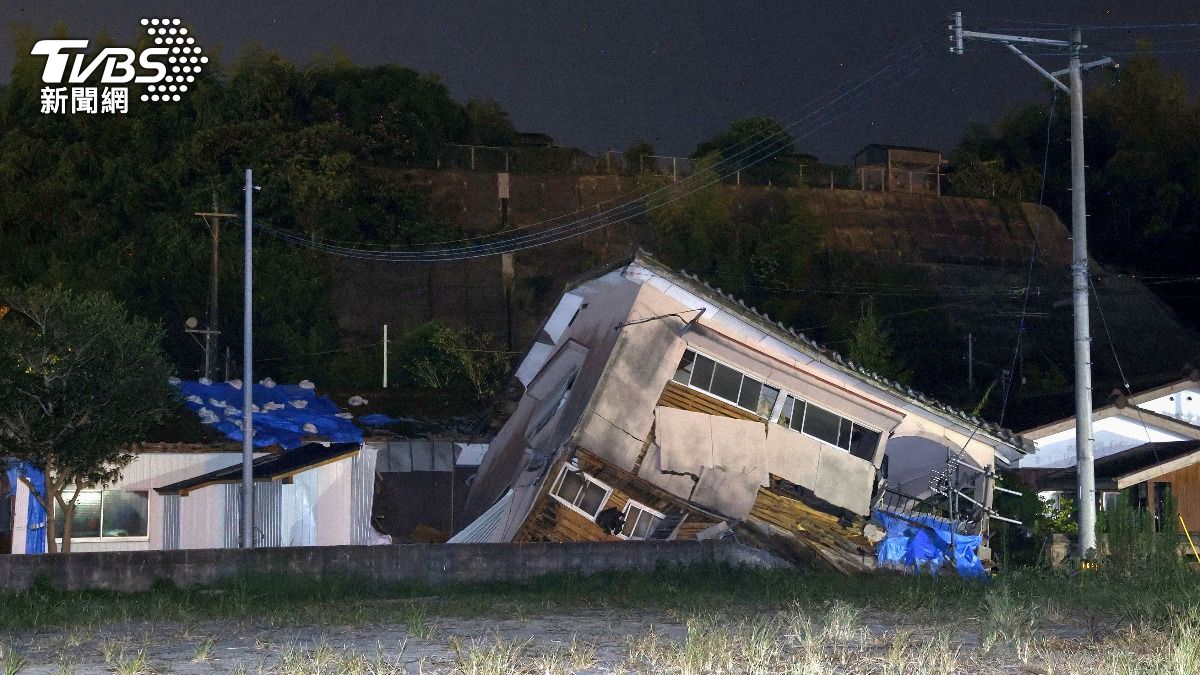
{"left": 267, "top": 27, "right": 948, "bottom": 252}
{"left": 255, "top": 33, "right": 942, "bottom": 262}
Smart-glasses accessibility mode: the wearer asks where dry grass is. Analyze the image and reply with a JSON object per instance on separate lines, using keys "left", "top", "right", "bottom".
{"left": 6, "top": 565, "right": 1200, "bottom": 673}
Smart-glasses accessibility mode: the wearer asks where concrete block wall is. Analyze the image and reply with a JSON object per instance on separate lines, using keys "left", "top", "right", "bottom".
{"left": 0, "top": 540, "right": 787, "bottom": 592}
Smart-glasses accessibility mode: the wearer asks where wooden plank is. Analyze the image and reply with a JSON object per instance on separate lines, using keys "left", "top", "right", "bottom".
{"left": 656, "top": 382, "right": 762, "bottom": 421}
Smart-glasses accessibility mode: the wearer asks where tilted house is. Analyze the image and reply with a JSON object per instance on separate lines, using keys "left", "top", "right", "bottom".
{"left": 453, "top": 252, "right": 1029, "bottom": 571}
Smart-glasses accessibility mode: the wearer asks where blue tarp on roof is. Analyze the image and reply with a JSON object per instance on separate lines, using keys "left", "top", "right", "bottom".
{"left": 174, "top": 379, "right": 363, "bottom": 450}
{"left": 874, "top": 509, "right": 986, "bottom": 579}
{"left": 4, "top": 462, "right": 46, "bottom": 554}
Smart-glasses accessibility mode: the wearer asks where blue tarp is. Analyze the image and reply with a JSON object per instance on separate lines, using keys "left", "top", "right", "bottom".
{"left": 874, "top": 509, "right": 986, "bottom": 578}
{"left": 357, "top": 413, "right": 405, "bottom": 427}
{"left": 5, "top": 462, "right": 46, "bottom": 554}
{"left": 174, "top": 379, "right": 363, "bottom": 450}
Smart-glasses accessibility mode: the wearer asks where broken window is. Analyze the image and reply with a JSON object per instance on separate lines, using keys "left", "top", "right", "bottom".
{"left": 673, "top": 349, "right": 780, "bottom": 417}
{"left": 620, "top": 500, "right": 666, "bottom": 540}
{"left": 776, "top": 395, "right": 881, "bottom": 459}
{"left": 551, "top": 465, "right": 612, "bottom": 520}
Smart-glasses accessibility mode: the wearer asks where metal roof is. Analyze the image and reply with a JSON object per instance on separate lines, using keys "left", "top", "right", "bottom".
{"left": 447, "top": 489, "right": 514, "bottom": 544}
{"left": 155, "top": 442, "right": 360, "bottom": 495}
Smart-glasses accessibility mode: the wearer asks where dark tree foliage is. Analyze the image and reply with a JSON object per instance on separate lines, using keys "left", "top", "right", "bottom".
{"left": 0, "top": 29, "right": 511, "bottom": 384}
{"left": 947, "top": 51, "right": 1200, "bottom": 326}
{"left": 0, "top": 286, "right": 176, "bottom": 552}
{"left": 692, "top": 116, "right": 811, "bottom": 187}
{"left": 624, "top": 140, "right": 656, "bottom": 175}
{"left": 465, "top": 97, "right": 517, "bottom": 147}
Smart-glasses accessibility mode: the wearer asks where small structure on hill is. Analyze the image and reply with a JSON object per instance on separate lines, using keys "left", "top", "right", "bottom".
{"left": 853, "top": 144, "right": 943, "bottom": 196}
{"left": 451, "top": 252, "right": 1029, "bottom": 574}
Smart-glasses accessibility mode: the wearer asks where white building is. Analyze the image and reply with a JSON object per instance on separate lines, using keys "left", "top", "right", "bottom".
{"left": 9, "top": 442, "right": 381, "bottom": 553}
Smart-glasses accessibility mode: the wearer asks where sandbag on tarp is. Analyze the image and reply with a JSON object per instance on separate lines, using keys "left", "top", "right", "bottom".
{"left": 173, "top": 378, "right": 363, "bottom": 450}
{"left": 874, "top": 509, "right": 986, "bottom": 578}
{"left": 4, "top": 461, "right": 46, "bottom": 554}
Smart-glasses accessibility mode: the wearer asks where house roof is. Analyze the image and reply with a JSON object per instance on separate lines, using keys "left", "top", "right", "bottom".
{"left": 1021, "top": 378, "right": 1200, "bottom": 439}
{"left": 1036, "top": 440, "right": 1200, "bottom": 491}
{"left": 155, "top": 442, "right": 360, "bottom": 495}
{"left": 854, "top": 143, "right": 943, "bottom": 157}
{"left": 625, "top": 252, "right": 1029, "bottom": 453}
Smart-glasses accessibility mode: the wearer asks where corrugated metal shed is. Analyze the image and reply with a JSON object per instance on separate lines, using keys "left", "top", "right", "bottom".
{"left": 447, "top": 489, "right": 514, "bottom": 544}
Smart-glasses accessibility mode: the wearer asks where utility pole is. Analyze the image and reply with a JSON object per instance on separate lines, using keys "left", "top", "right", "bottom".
{"left": 194, "top": 196, "right": 236, "bottom": 381}
{"left": 242, "top": 168, "right": 255, "bottom": 550}
{"left": 967, "top": 332, "right": 975, "bottom": 390}
{"left": 951, "top": 13, "right": 1112, "bottom": 555}
{"left": 382, "top": 324, "right": 389, "bottom": 388}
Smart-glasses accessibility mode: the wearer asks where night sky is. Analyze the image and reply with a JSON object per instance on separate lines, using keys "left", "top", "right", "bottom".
{"left": 3, "top": 2, "right": 1198, "bottom": 162}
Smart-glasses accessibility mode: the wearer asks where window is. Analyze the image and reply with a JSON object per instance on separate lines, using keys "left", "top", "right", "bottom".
{"left": 672, "top": 349, "right": 780, "bottom": 417}
{"left": 621, "top": 501, "right": 666, "bottom": 540}
{"left": 776, "top": 395, "right": 881, "bottom": 459}
{"left": 551, "top": 466, "right": 612, "bottom": 519}
{"left": 53, "top": 490, "right": 148, "bottom": 540}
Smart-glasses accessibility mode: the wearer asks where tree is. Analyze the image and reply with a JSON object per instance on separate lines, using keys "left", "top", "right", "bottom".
{"left": 847, "top": 298, "right": 910, "bottom": 383}
{"left": 624, "top": 140, "right": 655, "bottom": 175}
{"left": 692, "top": 116, "right": 805, "bottom": 186}
{"left": 0, "top": 286, "right": 176, "bottom": 552}
{"left": 465, "top": 97, "right": 517, "bottom": 147}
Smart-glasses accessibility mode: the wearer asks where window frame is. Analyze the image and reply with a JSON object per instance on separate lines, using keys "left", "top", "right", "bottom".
{"left": 549, "top": 464, "right": 613, "bottom": 521}
{"left": 618, "top": 499, "right": 667, "bottom": 540}
{"left": 672, "top": 348, "right": 780, "bottom": 418}
{"left": 776, "top": 393, "right": 883, "bottom": 457}
{"left": 52, "top": 489, "right": 150, "bottom": 543}
{"left": 673, "top": 348, "right": 886, "bottom": 460}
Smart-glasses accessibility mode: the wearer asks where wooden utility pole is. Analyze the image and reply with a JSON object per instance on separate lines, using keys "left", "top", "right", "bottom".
{"left": 194, "top": 198, "right": 236, "bottom": 381}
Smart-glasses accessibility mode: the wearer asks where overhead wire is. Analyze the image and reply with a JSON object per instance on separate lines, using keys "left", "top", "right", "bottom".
{"left": 269, "top": 26, "right": 947, "bottom": 252}
{"left": 260, "top": 50, "right": 934, "bottom": 261}
{"left": 256, "top": 31, "right": 943, "bottom": 261}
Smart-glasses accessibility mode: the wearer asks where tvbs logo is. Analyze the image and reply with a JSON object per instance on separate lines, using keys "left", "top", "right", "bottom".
{"left": 33, "top": 18, "right": 207, "bottom": 114}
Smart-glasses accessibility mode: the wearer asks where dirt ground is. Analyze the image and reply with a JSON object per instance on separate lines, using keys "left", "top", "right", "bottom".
{"left": 0, "top": 604, "right": 1165, "bottom": 674}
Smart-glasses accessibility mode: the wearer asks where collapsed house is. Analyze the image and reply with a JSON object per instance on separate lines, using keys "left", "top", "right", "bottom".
{"left": 452, "top": 252, "right": 1030, "bottom": 573}
{"left": 1019, "top": 376, "right": 1200, "bottom": 530}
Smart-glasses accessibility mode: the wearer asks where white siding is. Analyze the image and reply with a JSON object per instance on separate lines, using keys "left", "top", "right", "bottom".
{"left": 12, "top": 452, "right": 243, "bottom": 554}
{"left": 1139, "top": 389, "right": 1200, "bottom": 426}
{"left": 314, "top": 459, "right": 354, "bottom": 546}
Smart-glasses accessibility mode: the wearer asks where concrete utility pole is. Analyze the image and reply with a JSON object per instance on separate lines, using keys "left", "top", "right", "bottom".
{"left": 1066, "top": 29, "right": 1097, "bottom": 554}
{"left": 242, "top": 168, "right": 255, "bottom": 549}
{"left": 950, "top": 13, "right": 1112, "bottom": 555}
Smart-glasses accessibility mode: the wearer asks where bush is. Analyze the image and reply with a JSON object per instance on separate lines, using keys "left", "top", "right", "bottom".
{"left": 1098, "top": 494, "right": 1181, "bottom": 577}
{"left": 391, "top": 321, "right": 511, "bottom": 402}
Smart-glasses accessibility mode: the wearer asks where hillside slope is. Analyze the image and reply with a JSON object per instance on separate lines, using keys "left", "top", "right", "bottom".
{"left": 330, "top": 170, "right": 1199, "bottom": 429}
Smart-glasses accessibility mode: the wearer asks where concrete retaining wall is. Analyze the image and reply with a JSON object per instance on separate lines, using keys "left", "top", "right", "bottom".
{"left": 0, "top": 540, "right": 787, "bottom": 592}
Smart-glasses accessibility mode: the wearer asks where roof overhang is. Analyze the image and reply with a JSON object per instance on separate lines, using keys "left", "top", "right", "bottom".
{"left": 156, "top": 442, "right": 360, "bottom": 496}
{"left": 1022, "top": 379, "right": 1200, "bottom": 439}
{"left": 1117, "top": 449, "right": 1200, "bottom": 490}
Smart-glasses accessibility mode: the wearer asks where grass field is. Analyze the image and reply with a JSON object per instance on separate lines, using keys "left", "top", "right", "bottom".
{"left": 1, "top": 564, "right": 1197, "bottom": 673}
